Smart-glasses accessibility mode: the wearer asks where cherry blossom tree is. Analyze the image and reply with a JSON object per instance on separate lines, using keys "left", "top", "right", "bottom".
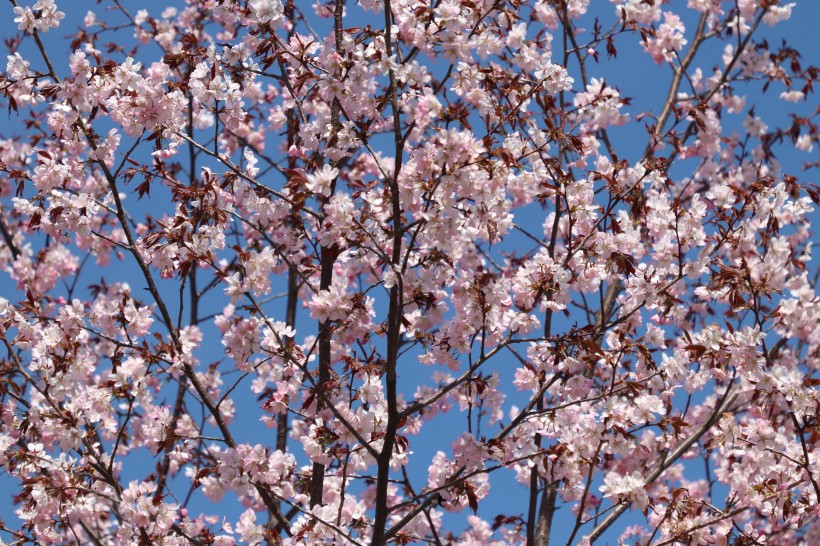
{"left": 0, "top": 0, "right": 818, "bottom": 544}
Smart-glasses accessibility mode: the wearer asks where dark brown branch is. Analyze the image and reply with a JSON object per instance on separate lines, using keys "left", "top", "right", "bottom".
{"left": 370, "top": 0, "right": 406, "bottom": 542}
{"left": 309, "top": 0, "right": 345, "bottom": 510}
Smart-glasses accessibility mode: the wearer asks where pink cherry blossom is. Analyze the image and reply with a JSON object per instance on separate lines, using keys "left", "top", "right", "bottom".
{"left": 0, "top": 1, "right": 817, "bottom": 545}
